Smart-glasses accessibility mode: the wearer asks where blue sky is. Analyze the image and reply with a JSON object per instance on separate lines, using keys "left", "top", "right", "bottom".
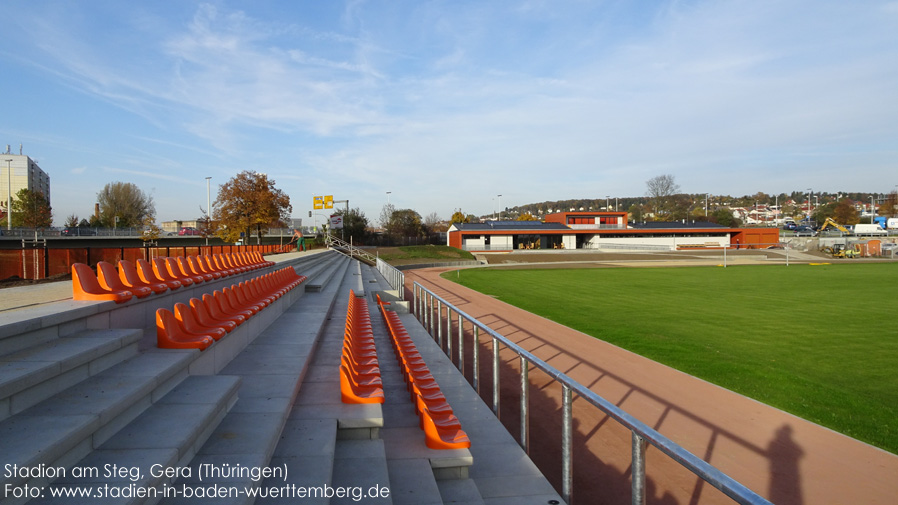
{"left": 2, "top": 1, "right": 897, "bottom": 227}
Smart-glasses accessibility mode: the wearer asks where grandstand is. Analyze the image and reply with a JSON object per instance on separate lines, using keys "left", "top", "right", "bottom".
{"left": 0, "top": 249, "right": 561, "bottom": 504}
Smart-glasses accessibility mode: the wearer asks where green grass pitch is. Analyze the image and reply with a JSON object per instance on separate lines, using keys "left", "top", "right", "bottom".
{"left": 444, "top": 263, "right": 898, "bottom": 454}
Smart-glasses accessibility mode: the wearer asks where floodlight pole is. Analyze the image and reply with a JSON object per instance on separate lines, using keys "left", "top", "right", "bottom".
{"left": 205, "top": 176, "right": 212, "bottom": 246}
{"left": 4, "top": 158, "right": 12, "bottom": 231}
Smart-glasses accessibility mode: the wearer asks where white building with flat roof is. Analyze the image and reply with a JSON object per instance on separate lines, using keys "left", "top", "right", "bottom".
{"left": 1, "top": 150, "right": 51, "bottom": 215}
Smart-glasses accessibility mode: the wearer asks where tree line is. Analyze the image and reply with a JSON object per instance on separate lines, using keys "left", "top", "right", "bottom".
{"left": 3, "top": 171, "right": 292, "bottom": 244}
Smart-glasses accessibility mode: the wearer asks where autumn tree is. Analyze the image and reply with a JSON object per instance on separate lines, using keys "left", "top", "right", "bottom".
{"left": 645, "top": 174, "right": 681, "bottom": 220}
{"left": 378, "top": 203, "right": 396, "bottom": 229}
{"left": 812, "top": 203, "right": 836, "bottom": 224}
{"left": 450, "top": 210, "right": 470, "bottom": 224}
{"left": 386, "top": 209, "right": 424, "bottom": 241}
{"left": 333, "top": 207, "right": 369, "bottom": 242}
{"left": 141, "top": 216, "right": 163, "bottom": 242}
{"left": 64, "top": 214, "right": 79, "bottom": 228}
{"left": 516, "top": 212, "right": 538, "bottom": 221}
{"left": 833, "top": 198, "right": 860, "bottom": 225}
{"left": 11, "top": 188, "right": 53, "bottom": 228}
{"left": 96, "top": 182, "right": 155, "bottom": 228}
{"left": 879, "top": 191, "right": 897, "bottom": 218}
{"left": 708, "top": 209, "right": 741, "bottom": 227}
{"left": 213, "top": 171, "right": 292, "bottom": 244}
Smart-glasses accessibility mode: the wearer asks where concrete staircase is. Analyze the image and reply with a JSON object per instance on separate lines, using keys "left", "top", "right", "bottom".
{"left": 0, "top": 250, "right": 347, "bottom": 505}
{"left": 1, "top": 249, "right": 562, "bottom": 505}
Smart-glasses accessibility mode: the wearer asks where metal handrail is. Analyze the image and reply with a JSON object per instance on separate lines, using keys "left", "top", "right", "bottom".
{"left": 324, "top": 234, "right": 377, "bottom": 263}
{"left": 375, "top": 256, "right": 405, "bottom": 299}
{"left": 413, "top": 281, "right": 773, "bottom": 505}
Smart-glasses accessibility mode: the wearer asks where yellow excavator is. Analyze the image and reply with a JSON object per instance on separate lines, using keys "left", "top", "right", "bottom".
{"left": 823, "top": 243, "right": 859, "bottom": 258}
{"left": 818, "top": 219, "right": 859, "bottom": 257}
{"left": 818, "top": 218, "right": 851, "bottom": 234}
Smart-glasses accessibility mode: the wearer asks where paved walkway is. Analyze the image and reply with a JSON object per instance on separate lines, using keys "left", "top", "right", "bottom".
{"left": 405, "top": 267, "right": 898, "bottom": 505}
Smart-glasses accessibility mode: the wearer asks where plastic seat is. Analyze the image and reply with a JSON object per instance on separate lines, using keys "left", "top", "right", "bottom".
{"left": 221, "top": 287, "right": 258, "bottom": 316}
{"left": 137, "top": 258, "right": 181, "bottom": 290}
{"left": 339, "top": 363, "right": 384, "bottom": 404}
{"left": 341, "top": 356, "right": 382, "bottom": 386}
{"left": 175, "top": 256, "right": 206, "bottom": 284}
{"left": 156, "top": 257, "right": 193, "bottom": 287}
{"left": 201, "top": 255, "right": 227, "bottom": 277}
{"left": 96, "top": 261, "right": 152, "bottom": 298}
{"left": 203, "top": 292, "right": 246, "bottom": 325}
{"left": 192, "top": 256, "right": 221, "bottom": 279}
{"left": 213, "top": 254, "right": 239, "bottom": 276}
{"left": 190, "top": 297, "right": 237, "bottom": 333}
{"left": 174, "top": 302, "right": 226, "bottom": 340}
{"left": 421, "top": 406, "right": 470, "bottom": 450}
{"left": 156, "top": 308, "right": 214, "bottom": 350}
{"left": 232, "top": 283, "right": 264, "bottom": 312}
{"left": 118, "top": 259, "right": 168, "bottom": 294}
{"left": 71, "top": 263, "right": 134, "bottom": 304}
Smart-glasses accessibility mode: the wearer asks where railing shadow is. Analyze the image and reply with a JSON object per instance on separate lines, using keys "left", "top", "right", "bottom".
{"left": 409, "top": 271, "right": 803, "bottom": 505}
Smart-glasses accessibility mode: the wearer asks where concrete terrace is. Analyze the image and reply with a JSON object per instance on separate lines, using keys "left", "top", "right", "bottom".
{"left": 0, "top": 249, "right": 561, "bottom": 505}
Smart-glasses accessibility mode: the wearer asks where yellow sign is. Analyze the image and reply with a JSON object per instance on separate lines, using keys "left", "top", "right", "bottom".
{"left": 313, "top": 195, "right": 334, "bottom": 210}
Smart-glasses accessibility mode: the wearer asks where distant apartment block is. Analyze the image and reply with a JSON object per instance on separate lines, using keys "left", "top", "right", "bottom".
{"left": 1, "top": 150, "right": 51, "bottom": 214}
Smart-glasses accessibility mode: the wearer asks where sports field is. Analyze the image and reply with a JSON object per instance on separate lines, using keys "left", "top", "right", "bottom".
{"left": 445, "top": 262, "right": 898, "bottom": 454}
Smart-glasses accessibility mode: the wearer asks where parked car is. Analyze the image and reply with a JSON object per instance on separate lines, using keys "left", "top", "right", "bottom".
{"left": 61, "top": 227, "right": 97, "bottom": 236}
{"left": 178, "top": 227, "right": 200, "bottom": 236}
{"left": 794, "top": 226, "right": 816, "bottom": 237}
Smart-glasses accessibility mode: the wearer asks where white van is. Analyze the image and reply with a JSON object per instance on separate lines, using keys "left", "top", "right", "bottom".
{"left": 888, "top": 218, "right": 898, "bottom": 230}
{"left": 854, "top": 223, "right": 887, "bottom": 236}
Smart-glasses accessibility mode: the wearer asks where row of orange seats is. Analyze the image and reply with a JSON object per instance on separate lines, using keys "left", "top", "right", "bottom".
{"left": 340, "top": 290, "right": 385, "bottom": 404}
{"left": 156, "top": 267, "right": 306, "bottom": 350}
{"left": 376, "top": 295, "right": 470, "bottom": 450}
{"left": 72, "top": 252, "right": 275, "bottom": 303}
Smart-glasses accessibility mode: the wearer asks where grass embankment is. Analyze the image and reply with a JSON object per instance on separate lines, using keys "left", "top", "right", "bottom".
{"left": 445, "top": 263, "right": 898, "bottom": 454}
{"left": 375, "top": 245, "right": 475, "bottom": 266}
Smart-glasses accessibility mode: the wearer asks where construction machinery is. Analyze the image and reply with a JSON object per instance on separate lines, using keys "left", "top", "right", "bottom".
{"left": 818, "top": 218, "right": 852, "bottom": 234}
{"left": 821, "top": 243, "right": 859, "bottom": 258}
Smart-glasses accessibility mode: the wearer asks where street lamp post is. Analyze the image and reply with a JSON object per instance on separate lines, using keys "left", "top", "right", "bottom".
{"left": 870, "top": 196, "right": 875, "bottom": 224}
{"left": 4, "top": 158, "right": 12, "bottom": 231}
{"left": 806, "top": 188, "right": 812, "bottom": 221}
{"left": 386, "top": 191, "right": 391, "bottom": 205}
{"left": 205, "top": 177, "right": 212, "bottom": 246}
{"left": 605, "top": 195, "right": 609, "bottom": 211}
{"left": 497, "top": 194, "right": 502, "bottom": 220}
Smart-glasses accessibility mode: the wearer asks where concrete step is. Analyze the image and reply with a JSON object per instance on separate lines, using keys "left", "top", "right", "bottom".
{"left": 0, "top": 329, "right": 143, "bottom": 422}
{"left": 154, "top": 256, "right": 351, "bottom": 505}
{"left": 0, "top": 348, "right": 196, "bottom": 501}
{"left": 30, "top": 374, "right": 241, "bottom": 505}
{"left": 305, "top": 255, "right": 350, "bottom": 293}
{"left": 254, "top": 418, "right": 337, "bottom": 505}
{"left": 392, "top": 309, "right": 563, "bottom": 505}
{"left": 332, "top": 439, "right": 394, "bottom": 505}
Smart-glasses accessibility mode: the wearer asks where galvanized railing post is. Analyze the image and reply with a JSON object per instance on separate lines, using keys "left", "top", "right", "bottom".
{"left": 446, "top": 307, "right": 453, "bottom": 362}
{"left": 492, "top": 336, "right": 500, "bottom": 417}
{"left": 437, "top": 300, "right": 443, "bottom": 349}
{"left": 458, "top": 313, "right": 464, "bottom": 373}
{"left": 520, "top": 355, "right": 529, "bottom": 452}
{"left": 428, "top": 294, "right": 434, "bottom": 337}
{"left": 562, "top": 384, "right": 573, "bottom": 505}
{"left": 632, "top": 432, "right": 647, "bottom": 505}
{"left": 472, "top": 326, "right": 480, "bottom": 393}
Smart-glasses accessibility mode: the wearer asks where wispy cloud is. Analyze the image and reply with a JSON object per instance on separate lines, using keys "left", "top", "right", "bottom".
{"left": 2, "top": 0, "right": 896, "bottom": 224}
